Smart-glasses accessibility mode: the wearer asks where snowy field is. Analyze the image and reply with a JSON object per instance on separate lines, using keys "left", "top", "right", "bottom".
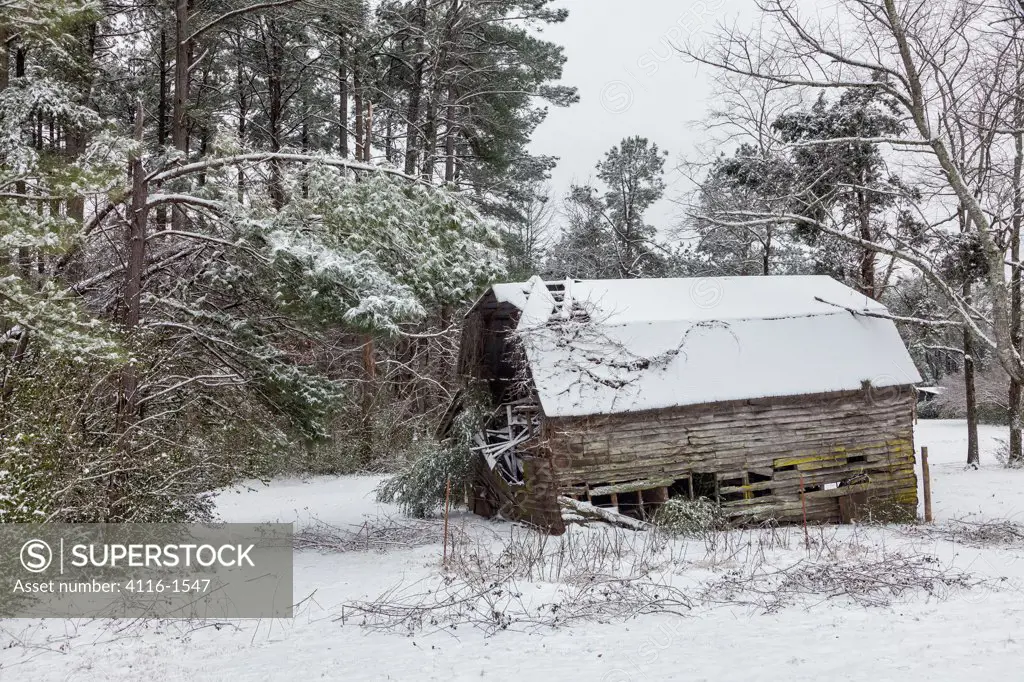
{"left": 2, "top": 420, "right": 1024, "bottom": 681}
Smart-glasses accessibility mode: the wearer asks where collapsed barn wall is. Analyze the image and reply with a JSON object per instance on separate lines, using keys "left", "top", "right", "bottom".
{"left": 465, "top": 397, "right": 567, "bottom": 534}
{"left": 545, "top": 388, "right": 918, "bottom": 523}
{"left": 470, "top": 448, "right": 566, "bottom": 535}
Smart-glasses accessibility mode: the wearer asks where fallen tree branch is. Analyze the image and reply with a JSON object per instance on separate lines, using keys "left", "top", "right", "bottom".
{"left": 559, "top": 496, "right": 651, "bottom": 531}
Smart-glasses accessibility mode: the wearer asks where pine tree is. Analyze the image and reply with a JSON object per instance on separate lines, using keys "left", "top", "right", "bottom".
{"left": 547, "top": 137, "right": 670, "bottom": 279}
{"left": 694, "top": 144, "right": 808, "bottom": 276}
{"left": 0, "top": 0, "right": 532, "bottom": 521}
{"left": 773, "top": 89, "right": 923, "bottom": 298}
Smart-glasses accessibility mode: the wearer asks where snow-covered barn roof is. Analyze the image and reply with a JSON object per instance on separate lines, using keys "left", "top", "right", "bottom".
{"left": 476, "top": 275, "right": 923, "bottom": 418}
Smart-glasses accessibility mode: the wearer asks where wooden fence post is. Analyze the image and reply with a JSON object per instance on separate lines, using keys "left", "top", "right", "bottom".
{"left": 800, "top": 474, "right": 810, "bottom": 550}
{"left": 921, "top": 446, "right": 933, "bottom": 523}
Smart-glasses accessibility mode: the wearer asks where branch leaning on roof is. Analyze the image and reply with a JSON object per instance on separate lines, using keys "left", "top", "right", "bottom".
{"left": 691, "top": 210, "right": 996, "bottom": 350}
{"left": 813, "top": 297, "right": 965, "bottom": 329}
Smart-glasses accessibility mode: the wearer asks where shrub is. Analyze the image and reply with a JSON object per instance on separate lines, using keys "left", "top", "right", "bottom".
{"left": 992, "top": 437, "right": 1024, "bottom": 469}
{"left": 652, "top": 497, "right": 726, "bottom": 536}
{"left": 0, "top": 340, "right": 303, "bottom": 523}
{"left": 859, "top": 496, "right": 918, "bottom": 524}
{"left": 375, "top": 404, "right": 484, "bottom": 518}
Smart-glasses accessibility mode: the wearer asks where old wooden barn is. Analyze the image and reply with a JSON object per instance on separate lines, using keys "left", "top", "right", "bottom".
{"left": 455, "top": 276, "right": 923, "bottom": 534}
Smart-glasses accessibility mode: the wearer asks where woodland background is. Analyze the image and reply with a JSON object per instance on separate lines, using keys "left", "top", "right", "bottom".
{"left": 3, "top": 0, "right": 1023, "bottom": 523}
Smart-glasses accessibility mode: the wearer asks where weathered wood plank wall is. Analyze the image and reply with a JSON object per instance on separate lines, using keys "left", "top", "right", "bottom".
{"left": 543, "top": 388, "right": 918, "bottom": 523}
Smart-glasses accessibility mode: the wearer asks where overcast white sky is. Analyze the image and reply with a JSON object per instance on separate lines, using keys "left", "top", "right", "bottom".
{"left": 527, "top": 0, "right": 772, "bottom": 231}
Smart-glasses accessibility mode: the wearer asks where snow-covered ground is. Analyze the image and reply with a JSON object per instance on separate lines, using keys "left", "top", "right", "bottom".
{"left": 3, "top": 420, "right": 1024, "bottom": 681}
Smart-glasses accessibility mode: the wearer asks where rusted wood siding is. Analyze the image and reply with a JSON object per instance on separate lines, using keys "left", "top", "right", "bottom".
{"left": 545, "top": 388, "right": 918, "bottom": 523}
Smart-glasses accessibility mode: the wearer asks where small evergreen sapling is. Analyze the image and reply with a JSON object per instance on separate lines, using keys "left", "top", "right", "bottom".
{"left": 376, "top": 404, "right": 486, "bottom": 518}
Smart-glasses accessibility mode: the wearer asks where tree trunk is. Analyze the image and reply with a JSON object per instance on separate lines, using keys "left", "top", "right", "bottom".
{"left": 235, "top": 38, "right": 247, "bottom": 202}
{"left": 444, "top": 86, "right": 457, "bottom": 183}
{"left": 965, "top": 280, "right": 980, "bottom": 469}
{"left": 267, "top": 27, "right": 285, "bottom": 209}
{"left": 364, "top": 101, "right": 372, "bottom": 162}
{"left": 154, "top": 29, "right": 169, "bottom": 228}
{"left": 110, "top": 104, "right": 149, "bottom": 520}
{"left": 338, "top": 25, "right": 349, "bottom": 158}
{"left": 1010, "top": 77, "right": 1024, "bottom": 465}
{"left": 353, "top": 60, "right": 363, "bottom": 161}
{"left": 120, "top": 103, "right": 149, "bottom": 426}
{"left": 763, "top": 228, "right": 772, "bottom": 276}
{"left": 172, "top": 0, "right": 189, "bottom": 153}
{"left": 858, "top": 190, "right": 876, "bottom": 299}
{"left": 404, "top": 70, "right": 422, "bottom": 175}
{"left": 385, "top": 110, "right": 394, "bottom": 163}
{"left": 359, "top": 335, "right": 376, "bottom": 462}
{"left": 420, "top": 95, "right": 436, "bottom": 180}
{"left": 158, "top": 30, "right": 168, "bottom": 150}
{"left": 404, "top": 0, "right": 426, "bottom": 176}
{"left": 172, "top": 0, "right": 190, "bottom": 231}
{"left": 431, "top": 0, "right": 459, "bottom": 183}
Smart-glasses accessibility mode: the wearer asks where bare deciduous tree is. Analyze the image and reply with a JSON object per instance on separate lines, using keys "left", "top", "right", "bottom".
{"left": 685, "top": 0, "right": 1024, "bottom": 465}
